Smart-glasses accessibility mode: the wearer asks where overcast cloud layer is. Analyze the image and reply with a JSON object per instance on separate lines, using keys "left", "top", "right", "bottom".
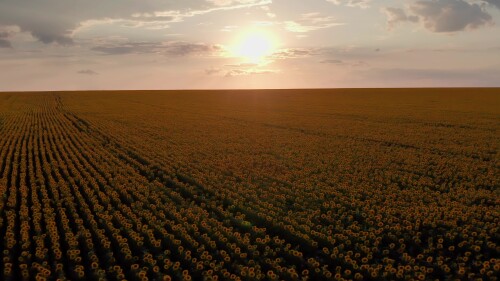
{"left": 0, "top": 0, "right": 499, "bottom": 90}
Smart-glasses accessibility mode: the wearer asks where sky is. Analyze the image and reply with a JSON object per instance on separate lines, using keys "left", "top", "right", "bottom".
{"left": 0, "top": 0, "right": 499, "bottom": 90}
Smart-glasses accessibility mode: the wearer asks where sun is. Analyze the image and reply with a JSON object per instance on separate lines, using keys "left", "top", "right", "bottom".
{"left": 231, "top": 29, "right": 278, "bottom": 64}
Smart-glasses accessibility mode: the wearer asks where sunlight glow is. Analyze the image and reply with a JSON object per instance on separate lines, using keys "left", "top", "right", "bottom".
{"left": 231, "top": 28, "right": 278, "bottom": 64}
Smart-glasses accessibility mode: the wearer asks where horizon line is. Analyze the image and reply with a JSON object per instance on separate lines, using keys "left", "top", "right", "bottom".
{"left": 1, "top": 86, "right": 499, "bottom": 94}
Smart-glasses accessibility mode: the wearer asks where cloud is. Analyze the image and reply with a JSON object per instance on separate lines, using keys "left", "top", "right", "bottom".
{"left": 321, "top": 59, "right": 343, "bottom": 64}
{"left": 0, "top": 0, "right": 167, "bottom": 44}
{"left": 0, "top": 0, "right": 271, "bottom": 45}
{"left": 270, "top": 48, "right": 315, "bottom": 59}
{"left": 205, "top": 67, "right": 222, "bottom": 75}
{"left": 206, "top": 62, "right": 277, "bottom": 77}
{"left": 206, "top": 0, "right": 263, "bottom": 6}
{"left": 205, "top": 67, "right": 276, "bottom": 77}
{"left": 383, "top": 7, "right": 419, "bottom": 30}
{"left": 225, "top": 69, "right": 277, "bottom": 77}
{"left": 320, "top": 59, "right": 368, "bottom": 67}
{"left": 220, "top": 25, "right": 239, "bottom": 32}
{"left": 261, "top": 6, "right": 276, "bottom": 18}
{"left": 483, "top": 0, "right": 500, "bottom": 9}
{"left": 77, "top": 69, "right": 98, "bottom": 75}
{"left": 284, "top": 13, "right": 343, "bottom": 33}
{"left": 161, "top": 42, "right": 223, "bottom": 56}
{"left": 384, "top": 0, "right": 493, "bottom": 32}
{"left": 225, "top": 63, "right": 260, "bottom": 67}
{"left": 0, "top": 39, "right": 11, "bottom": 48}
{"left": 91, "top": 41, "right": 223, "bottom": 56}
{"left": 0, "top": 28, "right": 16, "bottom": 48}
{"left": 411, "top": 0, "right": 493, "bottom": 32}
{"left": 327, "top": 0, "right": 371, "bottom": 9}
{"left": 269, "top": 46, "right": 376, "bottom": 64}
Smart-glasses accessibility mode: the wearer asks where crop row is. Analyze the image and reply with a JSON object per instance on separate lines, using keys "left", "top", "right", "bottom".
{"left": 0, "top": 92, "right": 498, "bottom": 280}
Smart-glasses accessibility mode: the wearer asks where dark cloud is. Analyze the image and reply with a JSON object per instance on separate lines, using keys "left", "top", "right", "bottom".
{"left": 91, "top": 41, "right": 222, "bottom": 57}
{"left": 0, "top": 31, "right": 12, "bottom": 48}
{"left": 384, "top": 0, "right": 493, "bottom": 32}
{"left": 484, "top": 0, "right": 500, "bottom": 9}
{"left": 77, "top": 69, "right": 98, "bottom": 75}
{"left": 163, "top": 42, "right": 222, "bottom": 56}
{"left": 0, "top": 0, "right": 172, "bottom": 44}
{"left": 0, "top": 39, "right": 12, "bottom": 48}
{"left": 270, "top": 48, "right": 315, "bottom": 59}
{"left": 0, "top": 0, "right": 268, "bottom": 44}
{"left": 411, "top": 0, "right": 493, "bottom": 32}
{"left": 383, "top": 0, "right": 499, "bottom": 33}
{"left": 32, "top": 31, "right": 74, "bottom": 45}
